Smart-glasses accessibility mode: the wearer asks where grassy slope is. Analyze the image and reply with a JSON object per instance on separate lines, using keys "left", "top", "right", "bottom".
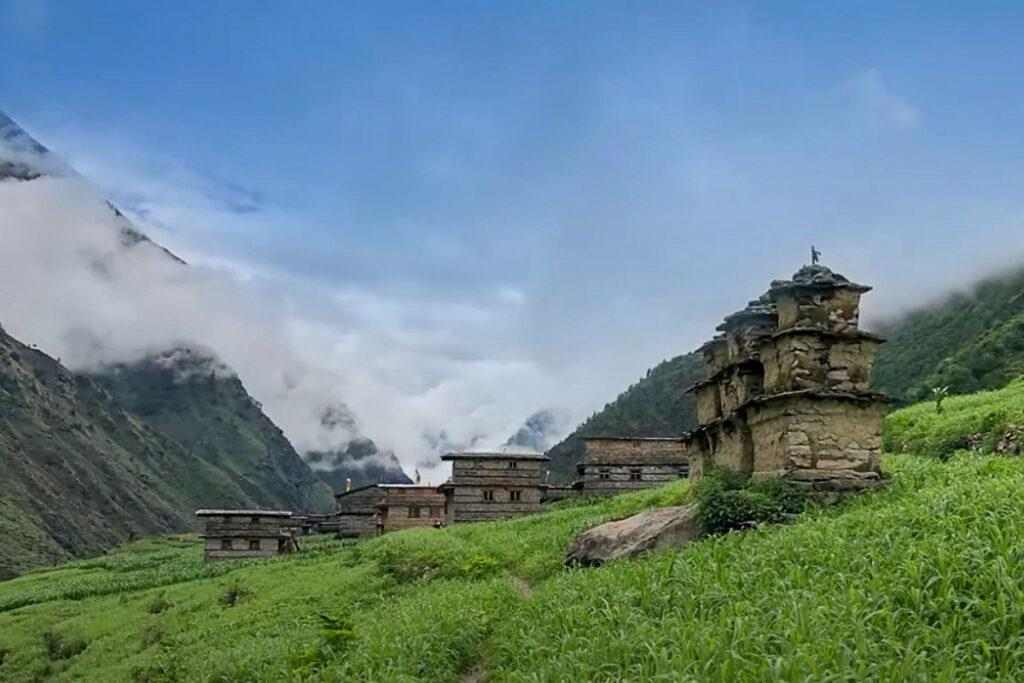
{"left": 5, "top": 384, "right": 1024, "bottom": 682}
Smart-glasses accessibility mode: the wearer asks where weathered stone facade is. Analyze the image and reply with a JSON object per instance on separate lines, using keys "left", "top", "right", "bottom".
{"left": 575, "top": 437, "right": 688, "bottom": 497}
{"left": 333, "top": 485, "right": 382, "bottom": 538}
{"left": 333, "top": 484, "right": 446, "bottom": 536}
{"left": 685, "top": 264, "right": 888, "bottom": 497}
{"left": 196, "top": 509, "right": 297, "bottom": 561}
{"left": 375, "top": 485, "right": 446, "bottom": 534}
{"left": 439, "top": 451, "right": 548, "bottom": 523}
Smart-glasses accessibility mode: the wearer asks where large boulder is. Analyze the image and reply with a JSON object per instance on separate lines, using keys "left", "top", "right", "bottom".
{"left": 565, "top": 504, "right": 703, "bottom": 567}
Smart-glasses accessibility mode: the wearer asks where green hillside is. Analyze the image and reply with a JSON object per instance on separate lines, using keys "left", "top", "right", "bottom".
{"left": 547, "top": 264, "right": 1024, "bottom": 478}
{"left": 2, "top": 386, "right": 1024, "bottom": 680}
{"left": 872, "top": 264, "right": 1024, "bottom": 402}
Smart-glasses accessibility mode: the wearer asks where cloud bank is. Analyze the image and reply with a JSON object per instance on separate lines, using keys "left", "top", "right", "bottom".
{"left": 0, "top": 176, "right": 557, "bottom": 479}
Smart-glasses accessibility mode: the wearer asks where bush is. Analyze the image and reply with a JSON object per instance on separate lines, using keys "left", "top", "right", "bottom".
{"left": 693, "top": 467, "right": 809, "bottom": 535}
{"left": 218, "top": 582, "right": 249, "bottom": 607}
{"left": 42, "top": 631, "right": 87, "bottom": 660}
{"left": 146, "top": 593, "right": 172, "bottom": 614}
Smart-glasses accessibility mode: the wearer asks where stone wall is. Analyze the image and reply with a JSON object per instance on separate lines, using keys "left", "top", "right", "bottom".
{"left": 761, "top": 332, "right": 880, "bottom": 395}
{"left": 197, "top": 510, "right": 295, "bottom": 561}
{"left": 746, "top": 396, "right": 885, "bottom": 489}
{"left": 444, "top": 485, "right": 544, "bottom": 523}
{"left": 578, "top": 438, "right": 688, "bottom": 497}
{"left": 774, "top": 287, "right": 863, "bottom": 333}
{"left": 378, "top": 486, "right": 446, "bottom": 533}
{"left": 334, "top": 486, "right": 382, "bottom": 538}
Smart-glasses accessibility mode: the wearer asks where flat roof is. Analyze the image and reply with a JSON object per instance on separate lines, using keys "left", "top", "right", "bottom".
{"left": 441, "top": 451, "right": 549, "bottom": 461}
{"left": 196, "top": 509, "right": 292, "bottom": 517}
{"left": 581, "top": 436, "right": 686, "bottom": 442}
{"left": 333, "top": 484, "right": 378, "bottom": 499}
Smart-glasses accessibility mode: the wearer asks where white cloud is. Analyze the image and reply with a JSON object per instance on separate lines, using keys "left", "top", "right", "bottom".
{"left": 0, "top": 176, "right": 560, "bottom": 481}
{"left": 842, "top": 68, "right": 921, "bottom": 129}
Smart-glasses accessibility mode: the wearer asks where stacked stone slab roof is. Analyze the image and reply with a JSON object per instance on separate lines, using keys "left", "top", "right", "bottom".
{"left": 685, "top": 263, "right": 888, "bottom": 498}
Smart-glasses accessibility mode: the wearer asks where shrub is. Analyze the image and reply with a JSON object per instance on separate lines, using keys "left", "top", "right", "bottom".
{"left": 693, "top": 468, "right": 809, "bottom": 535}
{"left": 747, "top": 476, "right": 809, "bottom": 514}
{"left": 461, "top": 554, "right": 501, "bottom": 579}
{"left": 41, "top": 631, "right": 87, "bottom": 660}
{"left": 146, "top": 593, "right": 171, "bottom": 614}
{"left": 218, "top": 582, "right": 249, "bottom": 607}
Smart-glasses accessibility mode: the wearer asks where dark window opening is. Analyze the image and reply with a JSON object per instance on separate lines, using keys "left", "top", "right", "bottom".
{"left": 629, "top": 468, "right": 643, "bottom": 481}
{"left": 220, "top": 538, "right": 232, "bottom": 550}
{"left": 510, "top": 490, "right": 522, "bottom": 502}
{"left": 409, "top": 505, "right": 421, "bottom": 518}
{"left": 508, "top": 461, "right": 518, "bottom": 469}
{"left": 598, "top": 468, "right": 611, "bottom": 481}
{"left": 248, "top": 539, "right": 260, "bottom": 551}
{"left": 483, "top": 490, "right": 495, "bottom": 501}
{"left": 250, "top": 516, "right": 260, "bottom": 524}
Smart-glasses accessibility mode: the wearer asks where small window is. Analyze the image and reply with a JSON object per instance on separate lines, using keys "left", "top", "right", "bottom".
{"left": 510, "top": 490, "right": 522, "bottom": 502}
{"left": 250, "top": 516, "right": 260, "bottom": 524}
{"left": 220, "top": 538, "right": 232, "bottom": 550}
{"left": 598, "top": 468, "right": 611, "bottom": 481}
{"left": 409, "top": 505, "right": 421, "bottom": 518}
{"left": 482, "top": 490, "right": 495, "bottom": 502}
{"left": 508, "top": 461, "right": 518, "bottom": 469}
{"left": 248, "top": 539, "right": 260, "bottom": 551}
{"left": 629, "top": 468, "right": 643, "bottom": 482}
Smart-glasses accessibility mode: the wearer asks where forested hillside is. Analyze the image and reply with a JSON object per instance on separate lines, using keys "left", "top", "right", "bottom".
{"left": 547, "top": 264, "right": 1024, "bottom": 479}
{"left": 872, "top": 264, "right": 1024, "bottom": 402}
{"left": 545, "top": 353, "right": 703, "bottom": 481}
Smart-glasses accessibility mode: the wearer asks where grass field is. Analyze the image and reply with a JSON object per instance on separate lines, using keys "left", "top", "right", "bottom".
{"left": 3, "top": 392, "right": 1024, "bottom": 681}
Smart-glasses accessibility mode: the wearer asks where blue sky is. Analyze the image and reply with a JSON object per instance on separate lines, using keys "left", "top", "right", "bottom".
{"left": 5, "top": 1, "right": 1024, "bottom": 455}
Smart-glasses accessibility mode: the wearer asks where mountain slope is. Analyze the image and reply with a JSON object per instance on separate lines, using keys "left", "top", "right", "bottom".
{"left": 545, "top": 353, "right": 704, "bottom": 481}
{"left": 90, "top": 350, "right": 334, "bottom": 513}
{"left": 872, "top": 264, "right": 1024, "bottom": 402}
{"left": 0, "top": 326, "right": 249, "bottom": 579}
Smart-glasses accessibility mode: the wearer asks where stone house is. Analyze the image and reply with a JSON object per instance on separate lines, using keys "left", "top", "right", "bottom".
{"left": 334, "top": 484, "right": 446, "bottom": 537}
{"left": 685, "top": 264, "right": 888, "bottom": 497}
{"left": 196, "top": 509, "right": 297, "bottom": 561}
{"left": 375, "top": 485, "right": 446, "bottom": 534}
{"left": 333, "top": 485, "right": 382, "bottom": 538}
{"left": 439, "top": 450, "right": 549, "bottom": 523}
{"left": 575, "top": 437, "right": 688, "bottom": 496}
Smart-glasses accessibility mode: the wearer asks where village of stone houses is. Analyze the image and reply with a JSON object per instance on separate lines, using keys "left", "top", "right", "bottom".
{"left": 10, "top": 6, "right": 1024, "bottom": 679}
{"left": 201, "top": 262, "right": 887, "bottom": 565}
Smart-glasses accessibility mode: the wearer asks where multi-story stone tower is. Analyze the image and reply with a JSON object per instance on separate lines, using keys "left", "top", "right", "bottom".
{"left": 686, "top": 264, "right": 888, "bottom": 497}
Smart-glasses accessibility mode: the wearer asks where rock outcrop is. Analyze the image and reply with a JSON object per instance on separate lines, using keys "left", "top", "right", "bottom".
{"left": 565, "top": 505, "right": 702, "bottom": 567}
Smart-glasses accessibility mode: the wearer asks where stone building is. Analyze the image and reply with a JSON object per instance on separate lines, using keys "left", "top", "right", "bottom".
{"left": 375, "top": 485, "right": 446, "bottom": 534}
{"left": 196, "top": 509, "right": 297, "bottom": 561}
{"left": 685, "top": 264, "right": 888, "bottom": 497}
{"left": 333, "top": 484, "right": 446, "bottom": 537}
{"left": 575, "top": 437, "right": 688, "bottom": 496}
{"left": 439, "top": 450, "right": 548, "bottom": 523}
{"left": 333, "top": 485, "right": 383, "bottom": 538}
